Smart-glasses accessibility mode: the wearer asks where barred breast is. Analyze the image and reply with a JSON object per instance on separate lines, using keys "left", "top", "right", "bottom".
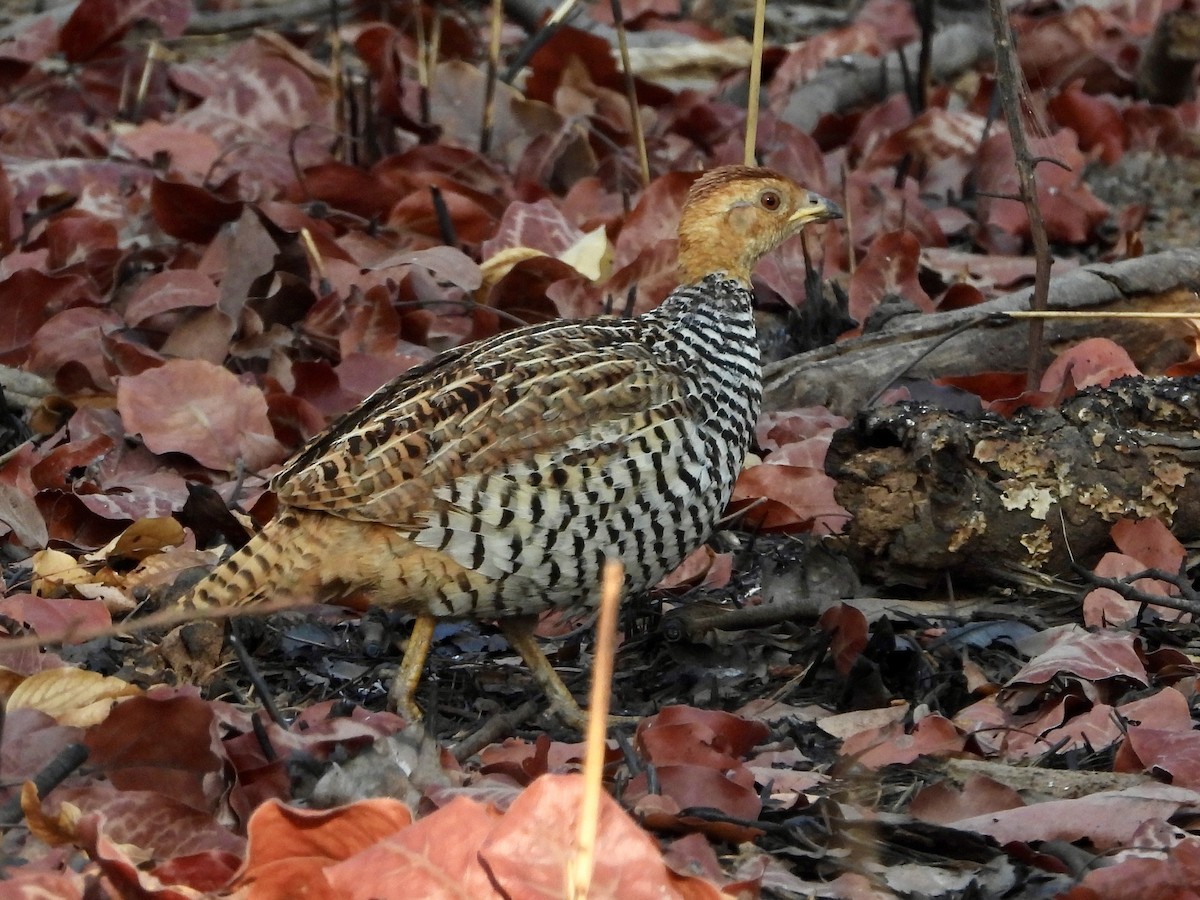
{"left": 403, "top": 274, "right": 763, "bottom": 618}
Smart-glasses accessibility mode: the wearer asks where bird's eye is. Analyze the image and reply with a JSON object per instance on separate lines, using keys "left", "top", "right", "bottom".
{"left": 760, "top": 190, "right": 782, "bottom": 211}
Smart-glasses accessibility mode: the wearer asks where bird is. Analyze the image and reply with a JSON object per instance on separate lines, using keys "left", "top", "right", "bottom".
{"left": 180, "top": 166, "right": 842, "bottom": 728}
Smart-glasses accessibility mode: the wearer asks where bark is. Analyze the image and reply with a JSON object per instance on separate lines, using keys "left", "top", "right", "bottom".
{"left": 763, "top": 248, "right": 1200, "bottom": 419}
{"left": 826, "top": 375, "right": 1200, "bottom": 583}
{"left": 779, "top": 23, "right": 994, "bottom": 131}
{"left": 1136, "top": 9, "right": 1200, "bottom": 105}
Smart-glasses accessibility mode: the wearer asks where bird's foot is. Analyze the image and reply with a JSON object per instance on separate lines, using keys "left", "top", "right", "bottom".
{"left": 386, "top": 614, "right": 437, "bottom": 724}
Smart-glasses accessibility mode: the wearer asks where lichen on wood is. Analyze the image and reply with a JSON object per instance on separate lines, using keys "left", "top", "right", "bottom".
{"left": 826, "top": 375, "right": 1200, "bottom": 582}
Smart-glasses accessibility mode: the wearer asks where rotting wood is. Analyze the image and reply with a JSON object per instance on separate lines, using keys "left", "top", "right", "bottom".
{"left": 763, "top": 248, "right": 1200, "bottom": 418}
{"left": 825, "top": 375, "right": 1200, "bottom": 583}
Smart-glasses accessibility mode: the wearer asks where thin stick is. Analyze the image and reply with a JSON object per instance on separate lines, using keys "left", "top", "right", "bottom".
{"left": 0, "top": 593, "right": 312, "bottom": 655}
{"left": 502, "top": 0, "right": 580, "bottom": 84}
{"left": 609, "top": 0, "right": 649, "bottom": 187}
{"left": 451, "top": 699, "right": 539, "bottom": 763}
{"left": 299, "top": 227, "right": 329, "bottom": 294}
{"left": 1003, "top": 310, "right": 1200, "bottom": 320}
{"left": 987, "top": 0, "right": 1052, "bottom": 390}
{"left": 428, "top": 7, "right": 442, "bottom": 98}
{"left": 841, "top": 163, "right": 855, "bottom": 276}
{"left": 328, "top": 0, "right": 346, "bottom": 163}
{"left": 132, "top": 40, "right": 164, "bottom": 121}
{"left": 566, "top": 559, "right": 623, "bottom": 900}
{"left": 414, "top": 4, "right": 431, "bottom": 126}
{"left": 743, "top": 0, "right": 768, "bottom": 164}
{"left": 480, "top": 0, "right": 504, "bottom": 154}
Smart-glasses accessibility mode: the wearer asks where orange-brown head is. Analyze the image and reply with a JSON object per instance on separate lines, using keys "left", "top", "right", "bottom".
{"left": 676, "top": 166, "right": 842, "bottom": 285}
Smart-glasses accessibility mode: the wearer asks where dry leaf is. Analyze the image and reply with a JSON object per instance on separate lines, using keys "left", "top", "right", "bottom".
{"left": 7, "top": 667, "right": 141, "bottom": 727}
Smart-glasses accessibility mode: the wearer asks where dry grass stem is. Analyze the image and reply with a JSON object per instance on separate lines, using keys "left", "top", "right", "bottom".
{"left": 743, "top": 0, "right": 767, "bottom": 164}
{"left": 609, "top": 0, "right": 649, "bottom": 187}
{"left": 480, "top": 0, "right": 504, "bottom": 153}
{"left": 566, "top": 559, "right": 623, "bottom": 899}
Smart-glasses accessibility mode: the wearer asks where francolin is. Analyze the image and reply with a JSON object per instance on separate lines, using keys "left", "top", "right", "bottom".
{"left": 182, "top": 166, "right": 842, "bottom": 728}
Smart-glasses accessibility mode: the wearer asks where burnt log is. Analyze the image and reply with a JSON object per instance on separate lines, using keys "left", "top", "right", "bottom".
{"left": 826, "top": 375, "right": 1200, "bottom": 582}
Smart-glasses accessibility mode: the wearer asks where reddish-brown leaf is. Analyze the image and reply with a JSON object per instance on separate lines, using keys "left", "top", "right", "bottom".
{"left": 233, "top": 797, "right": 413, "bottom": 897}
{"left": 322, "top": 796, "right": 500, "bottom": 898}
{"left": 910, "top": 774, "right": 1025, "bottom": 826}
{"left": 124, "top": 270, "right": 219, "bottom": 326}
{"left": 481, "top": 198, "right": 584, "bottom": 259}
{"left": 0, "top": 269, "right": 99, "bottom": 365}
{"left": 27, "top": 307, "right": 123, "bottom": 390}
{"left": 1111, "top": 517, "right": 1186, "bottom": 575}
{"left": 817, "top": 603, "right": 869, "bottom": 676}
{"left": 0, "top": 594, "right": 111, "bottom": 639}
{"left": 1014, "top": 5, "right": 1136, "bottom": 95}
{"left": 840, "top": 714, "right": 965, "bottom": 768}
{"left": 729, "top": 463, "right": 848, "bottom": 534}
{"left": 117, "top": 121, "right": 222, "bottom": 179}
{"left": 638, "top": 705, "right": 769, "bottom": 760}
{"left": 1076, "top": 838, "right": 1200, "bottom": 900}
{"left": 1039, "top": 337, "right": 1141, "bottom": 392}
{"left": 60, "top": 0, "right": 191, "bottom": 62}
{"left": 1047, "top": 81, "right": 1128, "bottom": 165}
{"left": 117, "top": 359, "right": 285, "bottom": 472}
{"left": 1005, "top": 629, "right": 1147, "bottom": 691}
{"left": 150, "top": 176, "right": 243, "bottom": 244}
{"left": 84, "top": 691, "right": 228, "bottom": 814}
{"left": 976, "top": 129, "right": 1110, "bottom": 249}
{"left": 848, "top": 229, "right": 934, "bottom": 324}
{"left": 481, "top": 773, "right": 722, "bottom": 899}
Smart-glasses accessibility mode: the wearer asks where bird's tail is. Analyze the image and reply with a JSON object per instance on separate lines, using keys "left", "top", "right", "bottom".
{"left": 182, "top": 512, "right": 325, "bottom": 610}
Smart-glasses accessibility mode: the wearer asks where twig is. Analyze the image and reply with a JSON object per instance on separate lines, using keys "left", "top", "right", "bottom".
{"left": 913, "top": 0, "right": 934, "bottom": 113}
{"left": 660, "top": 592, "right": 844, "bottom": 643}
{"left": 0, "top": 743, "right": 89, "bottom": 824}
{"left": 608, "top": 0, "right": 649, "bottom": 188}
{"left": 299, "top": 227, "right": 331, "bottom": 296}
{"left": 987, "top": 0, "right": 1051, "bottom": 389}
{"left": 227, "top": 623, "right": 288, "bottom": 728}
{"left": 502, "top": 0, "right": 580, "bottom": 84}
{"left": 0, "top": 594, "right": 313, "bottom": 656}
{"left": 743, "top": 0, "right": 767, "bottom": 164}
{"left": 1073, "top": 563, "right": 1200, "bottom": 619}
{"left": 566, "top": 560, "right": 622, "bottom": 900}
{"left": 480, "top": 0, "right": 504, "bottom": 154}
{"left": 329, "top": 2, "right": 348, "bottom": 163}
{"left": 429, "top": 186, "right": 457, "bottom": 248}
{"left": 450, "top": 699, "right": 539, "bottom": 762}
{"left": 1002, "top": 310, "right": 1200, "bottom": 320}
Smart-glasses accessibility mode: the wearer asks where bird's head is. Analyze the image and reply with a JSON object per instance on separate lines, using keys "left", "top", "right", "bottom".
{"left": 676, "top": 166, "right": 842, "bottom": 285}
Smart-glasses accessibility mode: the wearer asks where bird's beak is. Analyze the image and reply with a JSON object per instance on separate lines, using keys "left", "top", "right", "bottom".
{"left": 788, "top": 193, "right": 843, "bottom": 226}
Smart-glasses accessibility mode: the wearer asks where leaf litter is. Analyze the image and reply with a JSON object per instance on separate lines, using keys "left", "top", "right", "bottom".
{"left": 0, "top": 0, "right": 1199, "bottom": 897}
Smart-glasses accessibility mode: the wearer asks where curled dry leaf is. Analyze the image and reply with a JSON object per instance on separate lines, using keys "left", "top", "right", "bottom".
{"left": 31, "top": 548, "right": 91, "bottom": 595}
{"left": 7, "top": 667, "right": 141, "bottom": 727}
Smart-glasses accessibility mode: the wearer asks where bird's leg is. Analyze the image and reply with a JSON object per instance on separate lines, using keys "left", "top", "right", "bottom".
{"left": 387, "top": 614, "right": 437, "bottom": 722}
{"left": 500, "top": 615, "right": 639, "bottom": 730}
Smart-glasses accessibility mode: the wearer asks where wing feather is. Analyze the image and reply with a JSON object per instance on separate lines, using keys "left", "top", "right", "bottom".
{"left": 272, "top": 318, "right": 693, "bottom": 525}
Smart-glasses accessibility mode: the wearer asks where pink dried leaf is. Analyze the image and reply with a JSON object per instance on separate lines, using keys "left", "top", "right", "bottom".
{"left": 117, "top": 359, "right": 285, "bottom": 473}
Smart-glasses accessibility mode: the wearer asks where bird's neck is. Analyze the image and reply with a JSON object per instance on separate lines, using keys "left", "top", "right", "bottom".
{"left": 656, "top": 272, "right": 755, "bottom": 317}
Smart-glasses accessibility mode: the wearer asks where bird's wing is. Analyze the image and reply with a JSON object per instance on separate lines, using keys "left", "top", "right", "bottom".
{"left": 272, "top": 317, "right": 694, "bottom": 524}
